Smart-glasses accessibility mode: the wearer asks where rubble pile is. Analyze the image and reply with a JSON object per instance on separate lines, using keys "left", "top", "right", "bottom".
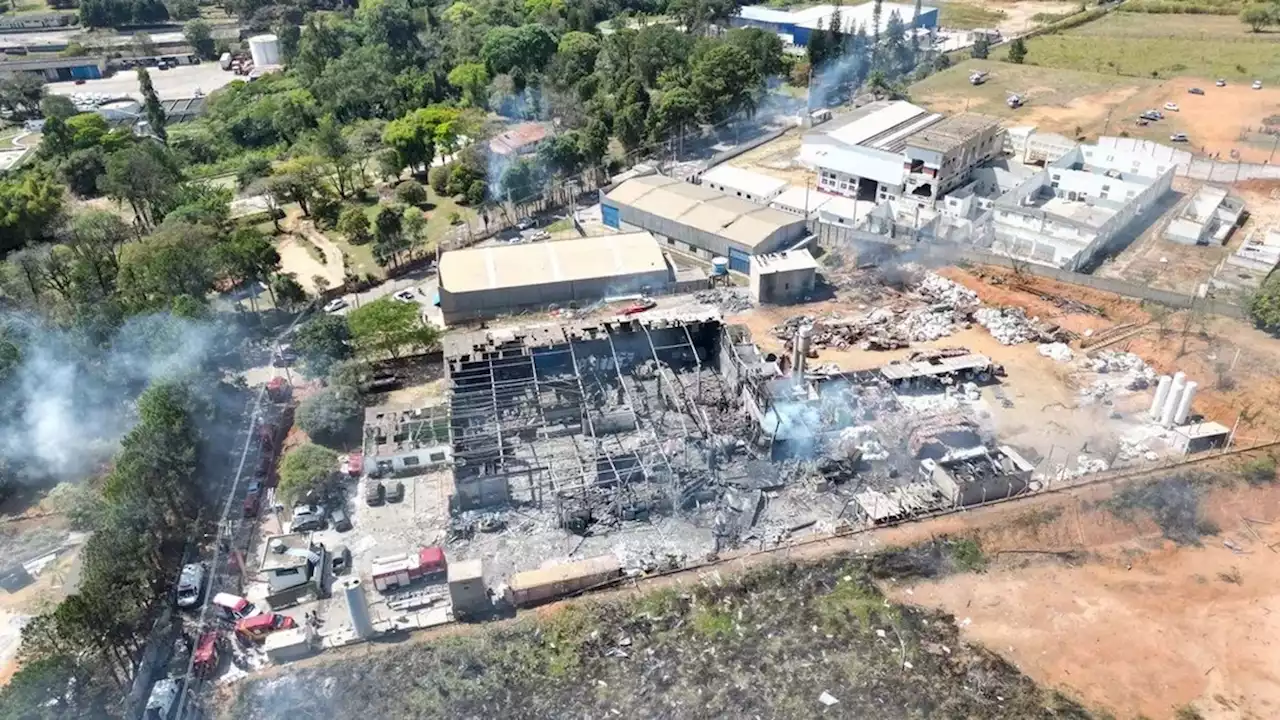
{"left": 901, "top": 307, "right": 965, "bottom": 342}
{"left": 1037, "top": 343, "right": 1074, "bottom": 363}
{"left": 915, "top": 273, "right": 979, "bottom": 310}
{"left": 693, "top": 287, "right": 752, "bottom": 313}
{"left": 1076, "top": 350, "right": 1156, "bottom": 403}
{"left": 976, "top": 307, "right": 1038, "bottom": 345}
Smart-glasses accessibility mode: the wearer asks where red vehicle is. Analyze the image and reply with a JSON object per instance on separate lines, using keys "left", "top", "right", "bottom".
{"left": 620, "top": 298, "right": 656, "bottom": 316}
{"left": 371, "top": 546, "right": 447, "bottom": 592}
{"left": 243, "top": 479, "right": 262, "bottom": 517}
{"left": 235, "top": 613, "right": 296, "bottom": 642}
{"left": 266, "top": 377, "right": 291, "bottom": 402}
{"left": 340, "top": 451, "right": 363, "bottom": 478}
{"left": 193, "top": 631, "right": 219, "bottom": 677}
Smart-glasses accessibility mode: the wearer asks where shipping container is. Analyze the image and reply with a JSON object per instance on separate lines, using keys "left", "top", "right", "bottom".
{"left": 507, "top": 554, "right": 621, "bottom": 607}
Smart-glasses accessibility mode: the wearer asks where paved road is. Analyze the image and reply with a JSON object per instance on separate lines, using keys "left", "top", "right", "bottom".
{"left": 326, "top": 265, "right": 442, "bottom": 327}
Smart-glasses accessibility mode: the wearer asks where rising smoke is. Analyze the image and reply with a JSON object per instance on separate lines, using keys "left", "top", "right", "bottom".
{"left": 0, "top": 312, "right": 221, "bottom": 482}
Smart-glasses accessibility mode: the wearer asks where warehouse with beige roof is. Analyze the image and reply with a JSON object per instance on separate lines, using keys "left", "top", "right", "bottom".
{"left": 437, "top": 232, "right": 673, "bottom": 324}
{"left": 601, "top": 175, "right": 809, "bottom": 273}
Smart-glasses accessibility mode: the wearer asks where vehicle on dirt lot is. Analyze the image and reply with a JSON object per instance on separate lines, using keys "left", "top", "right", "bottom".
{"left": 1163, "top": 102, "right": 1179, "bottom": 112}
{"left": 386, "top": 480, "right": 405, "bottom": 503}
{"left": 1216, "top": 78, "right": 1227, "bottom": 87}
{"left": 1253, "top": 80, "right": 1263, "bottom": 90}
{"left": 1187, "top": 87, "right": 1204, "bottom": 95}
{"left": 1170, "top": 132, "right": 1189, "bottom": 143}
{"left": 366, "top": 480, "right": 386, "bottom": 506}
{"left": 291, "top": 505, "right": 325, "bottom": 531}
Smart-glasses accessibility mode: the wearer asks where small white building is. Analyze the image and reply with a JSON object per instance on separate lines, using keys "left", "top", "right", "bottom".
{"left": 1165, "top": 185, "right": 1244, "bottom": 246}
{"left": 1212, "top": 227, "right": 1280, "bottom": 292}
{"left": 260, "top": 534, "right": 320, "bottom": 594}
{"left": 698, "top": 165, "right": 789, "bottom": 204}
{"left": 769, "top": 186, "right": 832, "bottom": 217}
{"left": 1004, "top": 126, "right": 1076, "bottom": 166}
{"left": 750, "top": 250, "right": 819, "bottom": 304}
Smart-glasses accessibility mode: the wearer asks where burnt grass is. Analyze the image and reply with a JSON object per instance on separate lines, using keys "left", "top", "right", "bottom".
{"left": 233, "top": 550, "right": 1092, "bottom": 720}
{"left": 1106, "top": 472, "right": 1222, "bottom": 546}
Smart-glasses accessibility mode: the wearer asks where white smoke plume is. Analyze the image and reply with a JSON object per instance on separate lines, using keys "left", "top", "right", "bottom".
{"left": 0, "top": 312, "right": 222, "bottom": 482}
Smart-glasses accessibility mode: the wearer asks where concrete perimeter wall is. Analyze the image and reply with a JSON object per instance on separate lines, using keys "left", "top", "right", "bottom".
{"left": 812, "top": 220, "right": 1250, "bottom": 319}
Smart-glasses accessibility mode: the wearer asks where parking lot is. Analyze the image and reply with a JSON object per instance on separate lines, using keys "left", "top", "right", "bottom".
{"left": 46, "top": 63, "right": 239, "bottom": 101}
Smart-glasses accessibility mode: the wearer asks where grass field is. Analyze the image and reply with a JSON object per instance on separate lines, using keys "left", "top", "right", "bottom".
{"left": 937, "top": 2, "right": 1008, "bottom": 29}
{"left": 995, "top": 12, "right": 1280, "bottom": 82}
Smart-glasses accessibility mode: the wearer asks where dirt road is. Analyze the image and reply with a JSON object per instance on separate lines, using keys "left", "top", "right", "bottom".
{"left": 275, "top": 216, "right": 346, "bottom": 294}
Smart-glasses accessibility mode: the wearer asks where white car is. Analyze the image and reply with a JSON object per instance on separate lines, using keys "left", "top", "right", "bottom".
{"left": 1170, "top": 132, "right": 1189, "bottom": 143}
{"left": 323, "top": 298, "right": 349, "bottom": 313}
{"left": 1253, "top": 80, "right": 1263, "bottom": 90}
{"left": 393, "top": 289, "right": 416, "bottom": 302}
{"left": 175, "top": 563, "right": 205, "bottom": 608}
{"left": 1163, "top": 102, "right": 1179, "bottom": 112}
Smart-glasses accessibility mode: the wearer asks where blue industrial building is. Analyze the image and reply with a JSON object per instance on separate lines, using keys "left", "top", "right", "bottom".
{"left": 731, "top": 3, "right": 938, "bottom": 48}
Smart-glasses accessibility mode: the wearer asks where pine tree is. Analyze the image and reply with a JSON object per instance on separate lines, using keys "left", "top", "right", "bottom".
{"left": 911, "top": 0, "right": 923, "bottom": 58}
{"left": 828, "top": 0, "right": 844, "bottom": 60}
{"left": 871, "top": 0, "right": 883, "bottom": 65}
{"left": 137, "top": 67, "right": 167, "bottom": 143}
{"left": 808, "top": 25, "right": 828, "bottom": 68}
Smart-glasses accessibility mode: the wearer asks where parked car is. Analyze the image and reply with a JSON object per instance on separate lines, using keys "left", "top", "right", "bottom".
{"left": 1253, "top": 80, "right": 1264, "bottom": 90}
{"left": 515, "top": 216, "right": 537, "bottom": 230}
{"left": 291, "top": 505, "right": 325, "bottom": 532}
{"left": 1140, "top": 110, "right": 1162, "bottom": 121}
{"left": 211, "top": 592, "right": 258, "bottom": 621}
{"left": 330, "top": 545, "right": 351, "bottom": 575}
{"left": 323, "top": 298, "right": 349, "bottom": 313}
{"left": 393, "top": 289, "right": 416, "bottom": 302}
{"left": 366, "top": 481, "right": 386, "bottom": 506}
{"left": 1170, "top": 132, "right": 1189, "bottom": 143}
{"left": 330, "top": 507, "right": 352, "bottom": 532}
{"left": 386, "top": 480, "right": 405, "bottom": 503}
{"left": 1163, "top": 102, "right": 1179, "bottom": 112}
{"left": 176, "top": 563, "right": 205, "bottom": 608}
{"left": 271, "top": 343, "right": 297, "bottom": 367}
{"left": 243, "top": 480, "right": 261, "bottom": 517}
{"left": 1187, "top": 87, "right": 1204, "bottom": 95}
{"left": 1216, "top": 78, "right": 1227, "bottom": 87}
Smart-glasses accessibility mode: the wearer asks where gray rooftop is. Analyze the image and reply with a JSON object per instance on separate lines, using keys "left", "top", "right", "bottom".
{"left": 906, "top": 113, "right": 1002, "bottom": 154}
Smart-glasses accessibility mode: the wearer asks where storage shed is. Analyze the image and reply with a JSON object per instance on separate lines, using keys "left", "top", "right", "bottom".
{"left": 437, "top": 233, "right": 671, "bottom": 324}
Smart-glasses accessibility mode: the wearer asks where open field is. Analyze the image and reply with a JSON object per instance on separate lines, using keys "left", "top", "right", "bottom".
{"left": 939, "top": 0, "right": 1082, "bottom": 34}
{"left": 911, "top": 59, "right": 1154, "bottom": 137}
{"left": 995, "top": 13, "right": 1280, "bottom": 83}
{"left": 938, "top": 2, "right": 1008, "bottom": 29}
{"left": 889, "top": 455, "right": 1280, "bottom": 719}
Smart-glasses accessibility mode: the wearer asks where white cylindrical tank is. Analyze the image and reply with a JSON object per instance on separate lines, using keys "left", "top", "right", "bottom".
{"left": 1163, "top": 372, "right": 1186, "bottom": 418}
{"left": 339, "top": 576, "right": 374, "bottom": 639}
{"left": 711, "top": 257, "right": 728, "bottom": 276}
{"left": 792, "top": 325, "right": 811, "bottom": 376}
{"left": 1174, "top": 381, "right": 1197, "bottom": 425}
{"left": 248, "top": 34, "right": 281, "bottom": 67}
{"left": 1149, "top": 375, "right": 1172, "bottom": 420}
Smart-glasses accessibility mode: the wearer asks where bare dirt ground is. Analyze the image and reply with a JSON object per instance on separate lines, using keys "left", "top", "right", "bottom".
{"left": 723, "top": 128, "right": 809, "bottom": 188}
{"left": 912, "top": 60, "right": 1154, "bottom": 138}
{"left": 947, "top": 0, "right": 1081, "bottom": 35}
{"left": 885, "top": 461, "right": 1280, "bottom": 720}
{"left": 276, "top": 214, "right": 346, "bottom": 294}
{"left": 1109, "top": 79, "right": 1280, "bottom": 161}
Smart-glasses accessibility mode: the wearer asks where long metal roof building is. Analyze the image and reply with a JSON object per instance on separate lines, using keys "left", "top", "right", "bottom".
{"left": 437, "top": 232, "right": 671, "bottom": 323}
{"left": 601, "top": 175, "right": 808, "bottom": 273}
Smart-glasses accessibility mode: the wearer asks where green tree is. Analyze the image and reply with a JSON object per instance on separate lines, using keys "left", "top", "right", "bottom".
{"left": 136, "top": 68, "right": 167, "bottom": 143}
{"left": 310, "top": 115, "right": 355, "bottom": 198}
{"left": 293, "top": 314, "right": 353, "bottom": 377}
{"left": 278, "top": 443, "right": 338, "bottom": 504}
{"left": 372, "top": 204, "right": 408, "bottom": 268}
{"left": 394, "top": 179, "right": 428, "bottom": 206}
{"left": 1250, "top": 273, "right": 1280, "bottom": 331}
{"left": 347, "top": 296, "right": 438, "bottom": 359}
{"left": 116, "top": 220, "right": 216, "bottom": 311}
{"left": 183, "top": 19, "right": 216, "bottom": 59}
{"left": 100, "top": 142, "right": 180, "bottom": 231}
{"left": 169, "top": 0, "right": 199, "bottom": 19}
{"left": 554, "top": 31, "right": 601, "bottom": 87}
{"left": 383, "top": 106, "right": 460, "bottom": 174}
{"left": 1007, "top": 37, "right": 1028, "bottom": 64}
{"left": 690, "top": 44, "right": 762, "bottom": 123}
{"left": 1241, "top": 3, "right": 1273, "bottom": 32}
{"left": 296, "top": 386, "right": 361, "bottom": 445}
{"left": 0, "top": 73, "right": 45, "bottom": 119}
{"left": 0, "top": 171, "right": 65, "bottom": 254}
{"left": 447, "top": 62, "right": 490, "bottom": 108}
{"left": 971, "top": 34, "right": 990, "bottom": 60}
{"left": 647, "top": 87, "right": 699, "bottom": 143}
{"left": 271, "top": 272, "right": 308, "bottom": 308}
{"left": 213, "top": 228, "right": 279, "bottom": 304}
{"left": 337, "top": 205, "right": 373, "bottom": 245}
{"left": 725, "top": 28, "right": 785, "bottom": 79}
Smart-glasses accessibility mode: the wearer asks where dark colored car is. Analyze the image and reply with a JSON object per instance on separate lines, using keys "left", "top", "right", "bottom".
{"left": 330, "top": 545, "right": 351, "bottom": 575}
{"left": 365, "top": 481, "right": 386, "bottom": 506}
{"left": 386, "top": 480, "right": 405, "bottom": 504}
{"left": 330, "top": 507, "right": 352, "bottom": 532}
{"left": 1188, "top": 87, "right": 1204, "bottom": 95}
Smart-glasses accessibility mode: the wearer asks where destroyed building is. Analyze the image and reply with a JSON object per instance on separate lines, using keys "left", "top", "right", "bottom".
{"left": 363, "top": 404, "right": 451, "bottom": 473}
{"left": 921, "top": 445, "right": 1034, "bottom": 506}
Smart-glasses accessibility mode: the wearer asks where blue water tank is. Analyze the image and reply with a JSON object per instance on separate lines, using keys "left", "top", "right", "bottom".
{"left": 711, "top": 257, "right": 729, "bottom": 276}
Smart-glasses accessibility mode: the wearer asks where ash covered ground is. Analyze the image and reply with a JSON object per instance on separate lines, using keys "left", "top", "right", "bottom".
{"left": 233, "top": 545, "right": 1095, "bottom": 720}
